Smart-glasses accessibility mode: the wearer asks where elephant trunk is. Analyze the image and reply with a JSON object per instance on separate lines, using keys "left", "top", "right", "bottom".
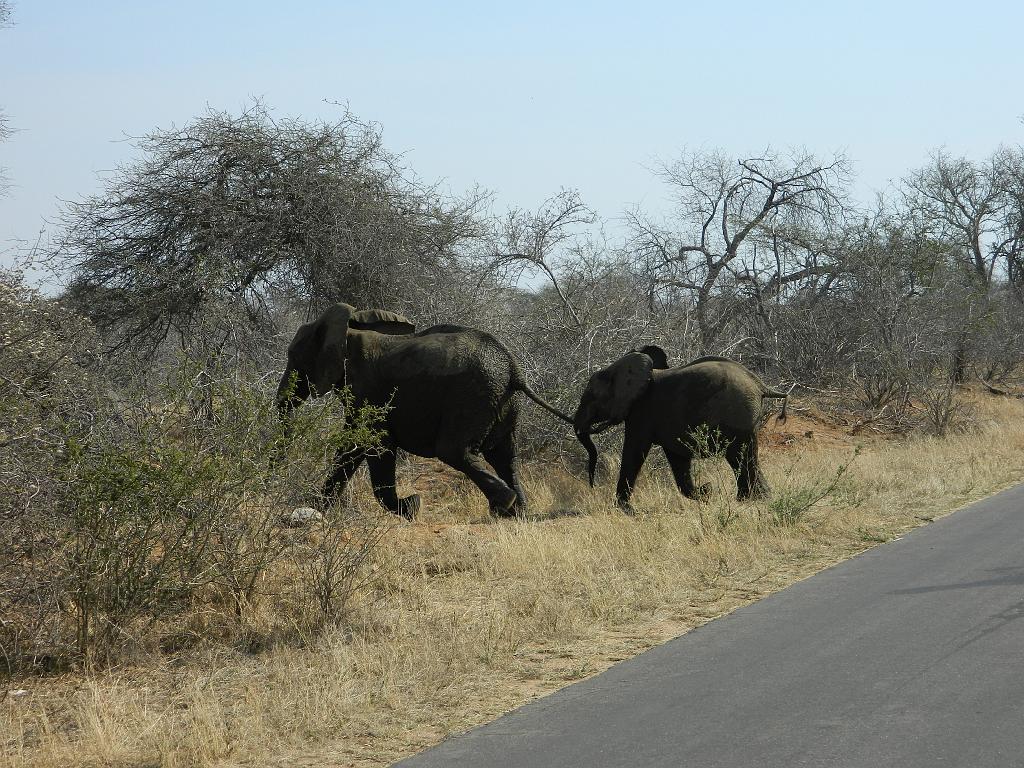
{"left": 275, "top": 369, "right": 310, "bottom": 447}
{"left": 574, "top": 401, "right": 600, "bottom": 488}
{"left": 576, "top": 428, "right": 600, "bottom": 487}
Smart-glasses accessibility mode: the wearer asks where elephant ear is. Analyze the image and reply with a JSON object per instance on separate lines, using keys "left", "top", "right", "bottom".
{"left": 286, "top": 303, "right": 353, "bottom": 397}
{"left": 602, "top": 352, "right": 655, "bottom": 423}
{"left": 637, "top": 344, "right": 670, "bottom": 370}
{"left": 348, "top": 309, "right": 416, "bottom": 335}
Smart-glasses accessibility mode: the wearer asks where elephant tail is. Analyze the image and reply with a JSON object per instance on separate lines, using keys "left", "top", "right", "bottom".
{"left": 762, "top": 383, "right": 796, "bottom": 423}
{"left": 518, "top": 382, "right": 575, "bottom": 424}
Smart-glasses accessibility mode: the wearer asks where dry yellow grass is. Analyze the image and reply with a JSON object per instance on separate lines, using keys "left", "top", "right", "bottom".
{"left": 4, "top": 394, "right": 1024, "bottom": 768}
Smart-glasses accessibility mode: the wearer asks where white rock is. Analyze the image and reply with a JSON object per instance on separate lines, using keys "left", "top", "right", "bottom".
{"left": 283, "top": 507, "right": 324, "bottom": 527}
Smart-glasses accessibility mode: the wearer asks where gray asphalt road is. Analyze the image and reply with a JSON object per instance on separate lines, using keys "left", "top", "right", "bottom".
{"left": 395, "top": 482, "right": 1024, "bottom": 768}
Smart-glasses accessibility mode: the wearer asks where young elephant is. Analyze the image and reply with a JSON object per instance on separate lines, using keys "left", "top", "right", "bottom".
{"left": 573, "top": 348, "right": 789, "bottom": 510}
{"left": 277, "top": 303, "right": 574, "bottom": 519}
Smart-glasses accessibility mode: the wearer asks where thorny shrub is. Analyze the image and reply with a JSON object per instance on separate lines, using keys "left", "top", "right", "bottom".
{"left": 761, "top": 448, "right": 860, "bottom": 527}
{"left": 1, "top": 276, "right": 394, "bottom": 671}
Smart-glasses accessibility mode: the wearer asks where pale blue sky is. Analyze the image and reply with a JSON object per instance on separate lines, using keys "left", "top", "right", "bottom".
{"left": 2, "top": 1, "right": 1022, "bottom": 269}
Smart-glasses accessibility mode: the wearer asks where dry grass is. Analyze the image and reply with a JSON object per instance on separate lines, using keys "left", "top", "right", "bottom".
{"left": 4, "top": 393, "right": 1024, "bottom": 768}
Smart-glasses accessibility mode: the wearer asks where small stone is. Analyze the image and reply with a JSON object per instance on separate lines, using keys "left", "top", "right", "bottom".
{"left": 282, "top": 507, "right": 324, "bottom": 527}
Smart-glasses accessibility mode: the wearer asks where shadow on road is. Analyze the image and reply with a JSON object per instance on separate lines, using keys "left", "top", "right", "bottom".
{"left": 892, "top": 567, "right": 1024, "bottom": 655}
{"left": 891, "top": 566, "right": 1024, "bottom": 594}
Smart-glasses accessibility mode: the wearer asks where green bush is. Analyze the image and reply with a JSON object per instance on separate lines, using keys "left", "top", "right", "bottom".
{"left": 762, "top": 449, "right": 859, "bottom": 527}
{"left": 1, "top": 324, "right": 391, "bottom": 670}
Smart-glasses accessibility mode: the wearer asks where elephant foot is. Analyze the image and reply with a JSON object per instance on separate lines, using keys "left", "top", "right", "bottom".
{"left": 490, "top": 488, "right": 519, "bottom": 518}
{"left": 616, "top": 498, "right": 637, "bottom": 516}
{"left": 511, "top": 491, "right": 528, "bottom": 517}
{"left": 397, "top": 494, "right": 420, "bottom": 521}
{"left": 498, "top": 501, "right": 529, "bottom": 519}
{"left": 681, "top": 483, "right": 712, "bottom": 502}
{"left": 738, "top": 479, "right": 770, "bottom": 501}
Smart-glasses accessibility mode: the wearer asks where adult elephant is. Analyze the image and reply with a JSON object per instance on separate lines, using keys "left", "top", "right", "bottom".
{"left": 277, "top": 303, "right": 573, "bottom": 519}
{"left": 573, "top": 347, "right": 790, "bottom": 510}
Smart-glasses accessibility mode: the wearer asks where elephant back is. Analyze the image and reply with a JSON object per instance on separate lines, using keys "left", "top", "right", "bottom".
{"left": 682, "top": 356, "right": 775, "bottom": 395}
{"left": 416, "top": 323, "right": 475, "bottom": 336}
{"left": 671, "top": 358, "right": 776, "bottom": 426}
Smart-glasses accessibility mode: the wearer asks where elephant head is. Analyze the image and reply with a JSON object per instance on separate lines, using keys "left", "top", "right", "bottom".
{"left": 276, "top": 303, "right": 416, "bottom": 413}
{"left": 574, "top": 346, "right": 665, "bottom": 486}
{"left": 635, "top": 344, "right": 670, "bottom": 370}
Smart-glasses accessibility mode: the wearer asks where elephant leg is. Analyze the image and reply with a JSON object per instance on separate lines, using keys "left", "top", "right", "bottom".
{"left": 615, "top": 427, "right": 651, "bottom": 513}
{"left": 324, "top": 446, "right": 366, "bottom": 500}
{"left": 366, "top": 450, "right": 420, "bottom": 520}
{"left": 664, "top": 448, "right": 709, "bottom": 500}
{"left": 727, "top": 436, "right": 770, "bottom": 500}
{"left": 439, "top": 446, "right": 517, "bottom": 517}
{"left": 483, "top": 432, "right": 527, "bottom": 514}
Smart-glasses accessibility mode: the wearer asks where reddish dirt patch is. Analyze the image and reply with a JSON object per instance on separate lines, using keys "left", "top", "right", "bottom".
{"left": 761, "top": 407, "right": 863, "bottom": 452}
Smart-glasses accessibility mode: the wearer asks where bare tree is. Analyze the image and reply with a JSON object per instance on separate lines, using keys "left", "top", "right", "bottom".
{"left": 51, "top": 102, "right": 488, "bottom": 365}
{"left": 996, "top": 147, "right": 1024, "bottom": 296}
{"left": 486, "top": 189, "right": 595, "bottom": 330}
{"left": 627, "top": 148, "right": 851, "bottom": 351}
{"left": 901, "top": 147, "right": 1024, "bottom": 379}
{"left": 902, "top": 149, "right": 1014, "bottom": 285}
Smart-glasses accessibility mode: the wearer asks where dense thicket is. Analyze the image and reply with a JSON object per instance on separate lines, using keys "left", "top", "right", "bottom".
{"left": 48, "top": 108, "right": 1024, "bottom": 410}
